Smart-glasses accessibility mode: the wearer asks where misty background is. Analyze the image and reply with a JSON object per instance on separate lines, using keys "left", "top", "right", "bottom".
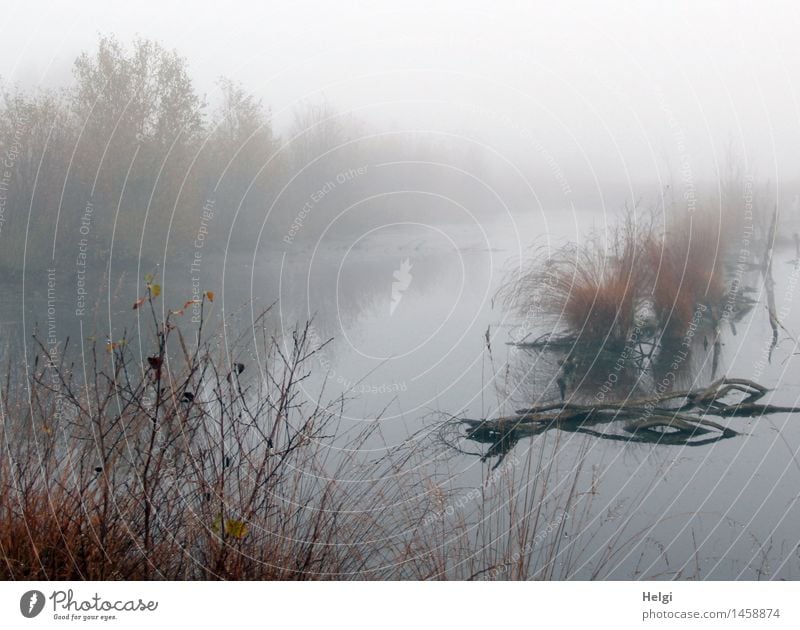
{"left": 3, "top": 0, "right": 800, "bottom": 184}
{"left": 2, "top": 0, "right": 800, "bottom": 581}
{"left": 2, "top": 0, "right": 799, "bottom": 396}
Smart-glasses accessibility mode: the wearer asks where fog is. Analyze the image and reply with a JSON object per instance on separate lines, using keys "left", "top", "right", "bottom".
{"left": 3, "top": 1, "right": 800, "bottom": 584}
{"left": 4, "top": 0, "right": 800, "bottom": 191}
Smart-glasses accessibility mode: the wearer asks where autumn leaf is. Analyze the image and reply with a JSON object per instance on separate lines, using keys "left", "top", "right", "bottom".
{"left": 144, "top": 273, "right": 154, "bottom": 284}
{"left": 133, "top": 297, "right": 146, "bottom": 310}
{"left": 225, "top": 519, "right": 248, "bottom": 539}
{"left": 149, "top": 284, "right": 161, "bottom": 298}
{"left": 211, "top": 515, "right": 248, "bottom": 539}
{"left": 205, "top": 291, "right": 214, "bottom": 302}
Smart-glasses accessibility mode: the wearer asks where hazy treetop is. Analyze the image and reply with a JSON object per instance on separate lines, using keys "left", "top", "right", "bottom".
{"left": 1, "top": 1, "right": 798, "bottom": 184}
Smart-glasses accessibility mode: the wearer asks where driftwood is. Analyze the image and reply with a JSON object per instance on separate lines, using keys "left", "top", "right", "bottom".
{"left": 457, "top": 378, "right": 800, "bottom": 466}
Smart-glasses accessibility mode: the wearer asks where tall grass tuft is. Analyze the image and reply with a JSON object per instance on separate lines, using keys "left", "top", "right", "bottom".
{"left": 500, "top": 212, "right": 654, "bottom": 347}
{"left": 646, "top": 207, "right": 728, "bottom": 337}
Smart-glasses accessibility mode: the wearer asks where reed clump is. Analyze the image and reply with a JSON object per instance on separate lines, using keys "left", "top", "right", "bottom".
{"left": 501, "top": 205, "right": 738, "bottom": 348}
{"left": 646, "top": 208, "right": 729, "bottom": 337}
{"left": 500, "top": 212, "right": 655, "bottom": 347}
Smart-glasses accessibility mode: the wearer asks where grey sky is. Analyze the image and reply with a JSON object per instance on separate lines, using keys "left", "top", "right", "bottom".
{"left": 1, "top": 0, "right": 798, "bottom": 187}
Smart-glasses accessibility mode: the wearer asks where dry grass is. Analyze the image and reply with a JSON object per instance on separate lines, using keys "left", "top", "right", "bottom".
{"left": 501, "top": 205, "right": 740, "bottom": 346}
{"left": 646, "top": 207, "right": 728, "bottom": 337}
{"left": 0, "top": 286, "right": 627, "bottom": 580}
{"left": 500, "top": 212, "right": 654, "bottom": 347}
{"left": 0, "top": 290, "right": 401, "bottom": 579}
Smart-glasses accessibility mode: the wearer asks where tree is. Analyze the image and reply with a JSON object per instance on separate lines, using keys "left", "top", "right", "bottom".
{"left": 70, "top": 36, "right": 207, "bottom": 261}
{"left": 0, "top": 84, "right": 74, "bottom": 270}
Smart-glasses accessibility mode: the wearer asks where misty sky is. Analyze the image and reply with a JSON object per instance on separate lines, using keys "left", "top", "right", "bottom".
{"left": 2, "top": 0, "right": 799, "bottom": 189}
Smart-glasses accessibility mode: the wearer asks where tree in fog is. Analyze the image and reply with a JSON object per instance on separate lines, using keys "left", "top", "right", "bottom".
{"left": 0, "top": 85, "right": 74, "bottom": 270}
{"left": 68, "top": 35, "right": 206, "bottom": 261}
{"left": 204, "top": 78, "right": 279, "bottom": 250}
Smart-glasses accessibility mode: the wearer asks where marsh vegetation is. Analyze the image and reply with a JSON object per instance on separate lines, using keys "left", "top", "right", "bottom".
{"left": 2, "top": 36, "right": 800, "bottom": 581}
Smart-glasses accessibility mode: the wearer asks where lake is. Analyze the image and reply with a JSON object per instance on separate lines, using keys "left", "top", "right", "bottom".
{"left": 3, "top": 207, "right": 800, "bottom": 579}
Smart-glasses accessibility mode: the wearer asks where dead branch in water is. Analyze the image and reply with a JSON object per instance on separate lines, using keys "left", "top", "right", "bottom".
{"left": 455, "top": 378, "right": 800, "bottom": 465}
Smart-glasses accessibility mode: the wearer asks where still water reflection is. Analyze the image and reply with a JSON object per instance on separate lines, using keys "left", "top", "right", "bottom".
{"left": 4, "top": 210, "right": 800, "bottom": 579}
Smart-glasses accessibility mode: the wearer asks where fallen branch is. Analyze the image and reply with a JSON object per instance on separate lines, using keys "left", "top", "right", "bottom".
{"left": 456, "top": 378, "right": 800, "bottom": 463}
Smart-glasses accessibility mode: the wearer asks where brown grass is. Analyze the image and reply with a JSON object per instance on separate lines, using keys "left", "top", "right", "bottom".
{"left": 0, "top": 287, "right": 635, "bottom": 580}
{"left": 646, "top": 207, "right": 728, "bottom": 337}
{"left": 0, "top": 291, "right": 400, "bottom": 579}
{"left": 501, "top": 205, "right": 737, "bottom": 346}
{"left": 501, "top": 212, "right": 654, "bottom": 346}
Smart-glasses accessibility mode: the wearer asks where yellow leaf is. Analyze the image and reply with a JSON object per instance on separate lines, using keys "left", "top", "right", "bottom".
{"left": 211, "top": 514, "right": 248, "bottom": 539}
{"left": 144, "top": 273, "right": 154, "bottom": 284}
{"left": 150, "top": 284, "right": 161, "bottom": 298}
{"left": 225, "top": 518, "right": 248, "bottom": 539}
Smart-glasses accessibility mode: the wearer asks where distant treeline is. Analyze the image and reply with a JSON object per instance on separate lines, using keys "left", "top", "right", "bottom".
{"left": 0, "top": 36, "right": 511, "bottom": 273}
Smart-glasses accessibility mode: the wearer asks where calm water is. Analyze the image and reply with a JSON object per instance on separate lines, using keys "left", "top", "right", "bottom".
{"left": 4, "top": 209, "right": 800, "bottom": 579}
